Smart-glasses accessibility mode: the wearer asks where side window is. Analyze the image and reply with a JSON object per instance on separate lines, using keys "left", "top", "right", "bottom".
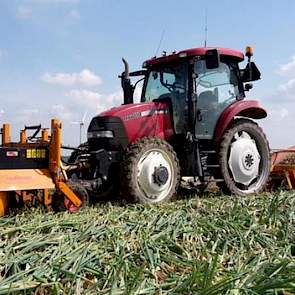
{"left": 194, "top": 60, "right": 240, "bottom": 138}
{"left": 195, "top": 61, "right": 239, "bottom": 107}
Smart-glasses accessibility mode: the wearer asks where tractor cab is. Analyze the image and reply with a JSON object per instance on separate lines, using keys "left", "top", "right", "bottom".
{"left": 122, "top": 47, "right": 261, "bottom": 140}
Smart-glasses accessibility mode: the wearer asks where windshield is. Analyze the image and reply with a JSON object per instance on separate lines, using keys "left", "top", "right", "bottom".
{"left": 142, "top": 63, "right": 188, "bottom": 102}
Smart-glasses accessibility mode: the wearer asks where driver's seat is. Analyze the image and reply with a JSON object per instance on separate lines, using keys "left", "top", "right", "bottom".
{"left": 197, "top": 90, "right": 218, "bottom": 110}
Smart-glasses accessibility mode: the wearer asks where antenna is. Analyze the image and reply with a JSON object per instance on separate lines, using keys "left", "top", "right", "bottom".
{"left": 154, "top": 29, "right": 165, "bottom": 57}
{"left": 204, "top": 8, "right": 208, "bottom": 47}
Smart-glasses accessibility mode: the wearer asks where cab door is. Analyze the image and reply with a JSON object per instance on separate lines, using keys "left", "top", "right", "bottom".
{"left": 142, "top": 63, "right": 189, "bottom": 134}
{"left": 194, "top": 60, "right": 241, "bottom": 139}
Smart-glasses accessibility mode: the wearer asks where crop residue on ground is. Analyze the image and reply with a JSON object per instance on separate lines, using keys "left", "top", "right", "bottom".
{"left": 0, "top": 192, "right": 295, "bottom": 294}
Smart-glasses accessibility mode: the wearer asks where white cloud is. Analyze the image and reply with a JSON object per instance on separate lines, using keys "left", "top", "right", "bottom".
{"left": 69, "top": 9, "right": 80, "bottom": 19}
{"left": 62, "top": 89, "right": 122, "bottom": 145}
{"left": 268, "top": 54, "right": 295, "bottom": 104}
{"left": 267, "top": 107, "right": 290, "bottom": 120}
{"left": 260, "top": 105, "right": 294, "bottom": 148}
{"left": 278, "top": 55, "right": 295, "bottom": 76}
{"left": 279, "top": 78, "right": 295, "bottom": 92}
{"left": 16, "top": 6, "right": 33, "bottom": 20}
{"left": 260, "top": 53, "right": 295, "bottom": 148}
{"left": 42, "top": 69, "right": 102, "bottom": 87}
{"left": 51, "top": 104, "right": 73, "bottom": 121}
{"left": 21, "top": 108, "right": 39, "bottom": 114}
{"left": 279, "top": 108, "right": 289, "bottom": 118}
{"left": 104, "top": 90, "right": 123, "bottom": 106}
{"left": 66, "top": 89, "right": 122, "bottom": 113}
{"left": 66, "top": 89, "right": 101, "bottom": 106}
{"left": 14, "top": 108, "right": 40, "bottom": 125}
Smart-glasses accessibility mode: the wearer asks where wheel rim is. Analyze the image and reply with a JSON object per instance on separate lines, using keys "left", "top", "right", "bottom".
{"left": 137, "top": 148, "right": 174, "bottom": 202}
{"left": 228, "top": 130, "right": 267, "bottom": 193}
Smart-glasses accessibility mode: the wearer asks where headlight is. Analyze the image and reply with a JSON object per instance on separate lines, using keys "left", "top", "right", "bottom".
{"left": 88, "top": 130, "right": 114, "bottom": 139}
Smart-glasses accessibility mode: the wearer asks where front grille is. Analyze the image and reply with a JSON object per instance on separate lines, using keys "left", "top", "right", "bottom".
{"left": 87, "top": 116, "right": 128, "bottom": 151}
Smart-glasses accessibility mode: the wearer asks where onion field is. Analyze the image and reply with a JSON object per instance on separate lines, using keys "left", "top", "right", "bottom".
{"left": 0, "top": 192, "right": 295, "bottom": 294}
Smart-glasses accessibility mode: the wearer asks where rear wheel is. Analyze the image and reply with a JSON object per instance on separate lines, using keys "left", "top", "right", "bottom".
{"left": 120, "top": 137, "right": 180, "bottom": 204}
{"left": 219, "top": 119, "right": 270, "bottom": 196}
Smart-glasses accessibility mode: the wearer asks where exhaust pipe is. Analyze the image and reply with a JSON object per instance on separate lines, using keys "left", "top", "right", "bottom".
{"left": 122, "top": 58, "right": 130, "bottom": 80}
{"left": 121, "top": 58, "right": 134, "bottom": 105}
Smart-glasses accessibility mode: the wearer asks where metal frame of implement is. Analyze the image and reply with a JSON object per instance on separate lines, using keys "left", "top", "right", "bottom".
{"left": 270, "top": 148, "right": 295, "bottom": 189}
{"left": 0, "top": 119, "right": 82, "bottom": 217}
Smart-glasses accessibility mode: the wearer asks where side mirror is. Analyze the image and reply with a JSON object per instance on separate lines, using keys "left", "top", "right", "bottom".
{"left": 205, "top": 49, "right": 220, "bottom": 69}
{"left": 244, "top": 83, "right": 253, "bottom": 91}
{"left": 241, "top": 62, "right": 261, "bottom": 82}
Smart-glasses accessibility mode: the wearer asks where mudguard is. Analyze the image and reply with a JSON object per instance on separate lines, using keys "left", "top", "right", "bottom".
{"left": 214, "top": 100, "right": 267, "bottom": 143}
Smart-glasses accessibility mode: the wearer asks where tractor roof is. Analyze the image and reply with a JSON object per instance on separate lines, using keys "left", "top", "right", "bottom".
{"left": 143, "top": 47, "right": 244, "bottom": 68}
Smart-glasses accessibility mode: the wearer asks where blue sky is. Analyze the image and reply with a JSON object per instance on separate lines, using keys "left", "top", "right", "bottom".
{"left": 1, "top": 0, "right": 295, "bottom": 147}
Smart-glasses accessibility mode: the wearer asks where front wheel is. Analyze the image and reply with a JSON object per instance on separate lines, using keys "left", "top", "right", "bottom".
{"left": 219, "top": 119, "right": 270, "bottom": 196}
{"left": 120, "top": 137, "right": 180, "bottom": 204}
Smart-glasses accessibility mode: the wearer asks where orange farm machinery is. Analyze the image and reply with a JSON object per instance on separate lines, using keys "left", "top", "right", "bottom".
{"left": 0, "top": 119, "right": 88, "bottom": 217}
{"left": 269, "top": 147, "right": 295, "bottom": 190}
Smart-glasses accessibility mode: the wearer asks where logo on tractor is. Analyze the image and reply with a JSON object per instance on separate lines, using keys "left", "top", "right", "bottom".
{"left": 123, "top": 109, "right": 169, "bottom": 122}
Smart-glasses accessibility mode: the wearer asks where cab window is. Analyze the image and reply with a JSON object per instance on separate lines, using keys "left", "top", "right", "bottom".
{"left": 194, "top": 60, "right": 241, "bottom": 138}
{"left": 143, "top": 63, "right": 188, "bottom": 102}
{"left": 195, "top": 60, "right": 240, "bottom": 106}
{"left": 142, "top": 63, "right": 188, "bottom": 134}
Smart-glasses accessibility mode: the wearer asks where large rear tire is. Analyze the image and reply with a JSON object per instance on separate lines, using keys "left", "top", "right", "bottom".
{"left": 120, "top": 137, "right": 180, "bottom": 204}
{"left": 219, "top": 119, "right": 270, "bottom": 196}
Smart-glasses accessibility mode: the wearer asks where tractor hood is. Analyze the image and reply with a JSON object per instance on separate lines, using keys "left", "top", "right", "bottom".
{"left": 98, "top": 102, "right": 159, "bottom": 119}
{"left": 89, "top": 101, "right": 174, "bottom": 146}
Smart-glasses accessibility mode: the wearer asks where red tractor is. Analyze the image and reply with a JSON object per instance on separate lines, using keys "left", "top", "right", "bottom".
{"left": 68, "top": 46, "right": 270, "bottom": 204}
